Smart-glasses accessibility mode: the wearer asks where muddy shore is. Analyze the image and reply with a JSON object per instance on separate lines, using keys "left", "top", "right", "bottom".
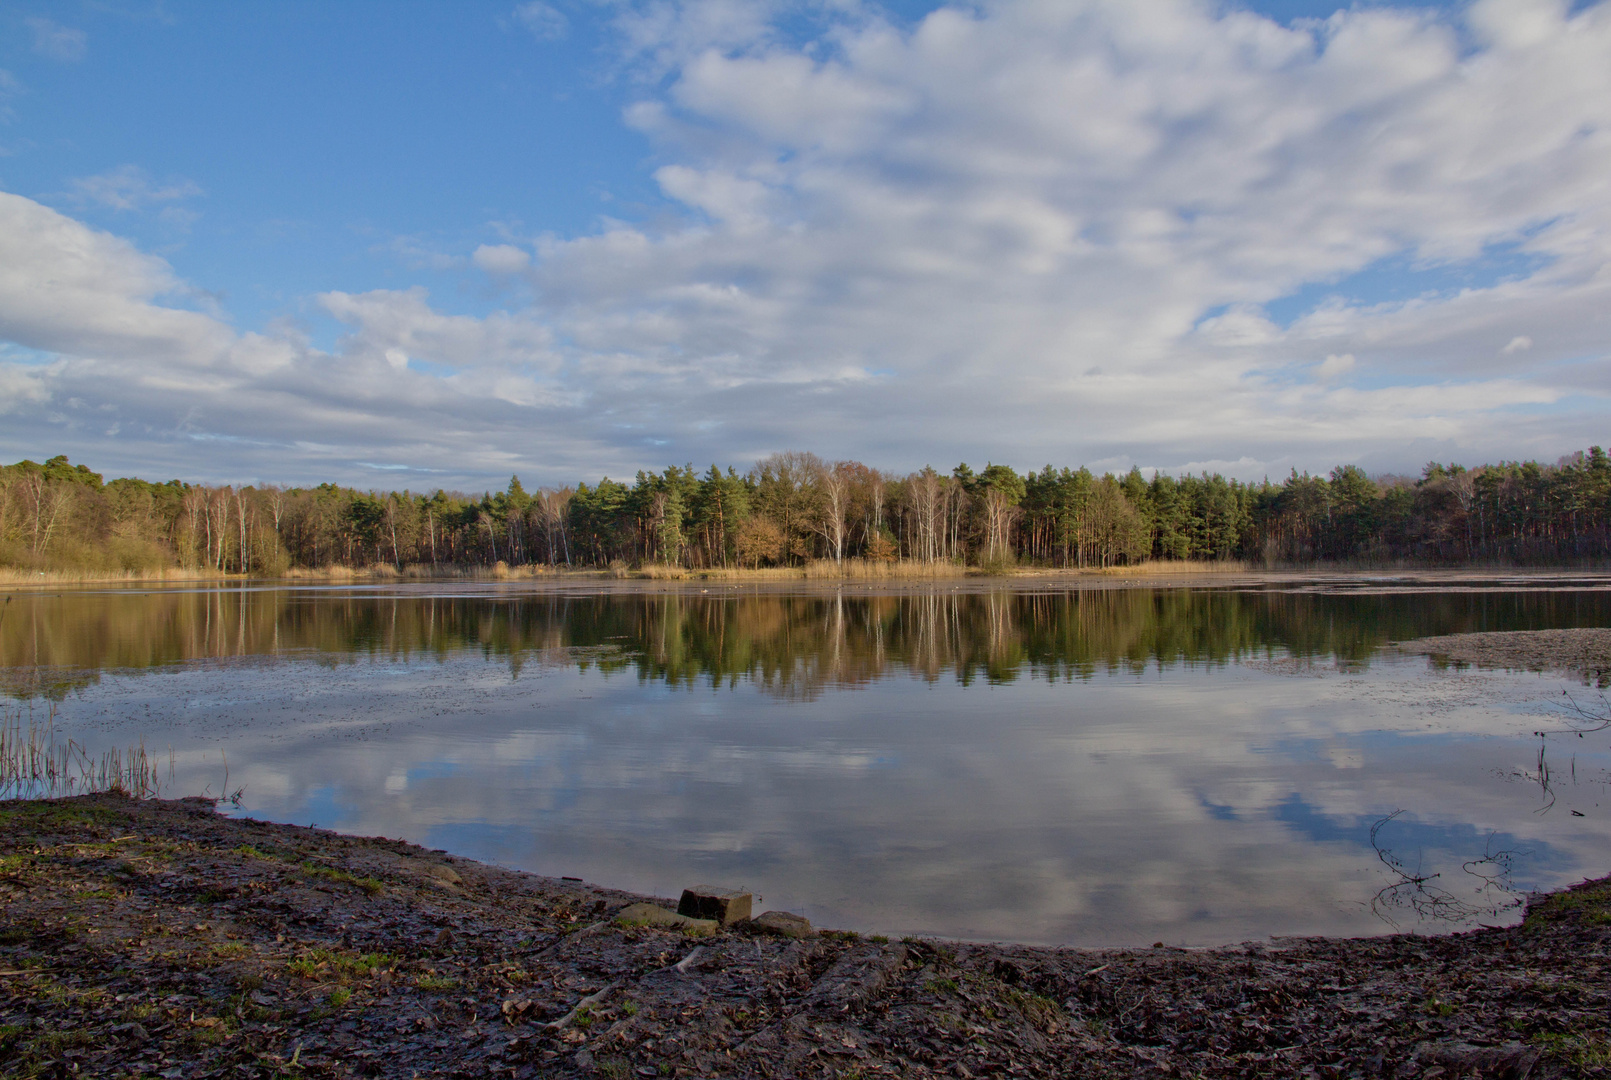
{"left": 3, "top": 795, "right": 1609, "bottom": 1079}
{"left": 1394, "top": 628, "right": 1611, "bottom": 684}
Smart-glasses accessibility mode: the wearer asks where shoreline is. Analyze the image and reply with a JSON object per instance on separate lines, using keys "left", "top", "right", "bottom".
{"left": 6, "top": 564, "right": 1611, "bottom": 595}
{"left": 1394, "top": 628, "right": 1611, "bottom": 684}
{"left": 3, "top": 794, "right": 1608, "bottom": 1077}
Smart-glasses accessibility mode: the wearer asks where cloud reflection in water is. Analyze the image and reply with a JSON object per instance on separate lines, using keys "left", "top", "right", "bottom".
{"left": 9, "top": 585, "right": 1610, "bottom": 946}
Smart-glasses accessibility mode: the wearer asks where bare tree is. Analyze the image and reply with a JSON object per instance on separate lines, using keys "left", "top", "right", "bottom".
{"left": 266, "top": 485, "right": 286, "bottom": 535}
{"left": 180, "top": 487, "right": 207, "bottom": 568}
{"left": 22, "top": 474, "right": 73, "bottom": 557}
{"left": 234, "top": 488, "right": 251, "bottom": 573}
{"left": 478, "top": 511, "right": 500, "bottom": 564}
{"left": 536, "top": 487, "right": 574, "bottom": 566}
{"left": 868, "top": 471, "right": 886, "bottom": 539}
{"left": 815, "top": 461, "right": 852, "bottom": 563}
{"left": 906, "top": 467, "right": 947, "bottom": 562}
{"left": 207, "top": 488, "right": 232, "bottom": 570}
{"left": 383, "top": 497, "right": 403, "bottom": 568}
{"left": 0, "top": 472, "right": 13, "bottom": 546}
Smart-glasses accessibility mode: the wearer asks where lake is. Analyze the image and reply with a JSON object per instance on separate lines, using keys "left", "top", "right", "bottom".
{"left": 3, "top": 576, "right": 1609, "bottom": 947}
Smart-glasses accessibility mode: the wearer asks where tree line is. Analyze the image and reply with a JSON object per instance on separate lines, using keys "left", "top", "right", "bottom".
{"left": 4, "top": 447, "right": 1611, "bottom": 574}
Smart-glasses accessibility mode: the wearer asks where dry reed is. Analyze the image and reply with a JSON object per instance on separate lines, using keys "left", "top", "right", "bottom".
{"left": 801, "top": 558, "right": 969, "bottom": 579}
{"left": 0, "top": 704, "right": 168, "bottom": 800}
{"left": 0, "top": 567, "right": 233, "bottom": 587}
{"left": 1087, "top": 559, "right": 1250, "bottom": 576}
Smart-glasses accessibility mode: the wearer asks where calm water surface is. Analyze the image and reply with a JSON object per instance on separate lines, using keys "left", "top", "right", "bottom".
{"left": 4, "top": 579, "right": 1610, "bottom": 946}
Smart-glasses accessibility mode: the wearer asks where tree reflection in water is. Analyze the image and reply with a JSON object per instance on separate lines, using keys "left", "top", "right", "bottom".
{"left": 4, "top": 584, "right": 1611, "bottom": 701}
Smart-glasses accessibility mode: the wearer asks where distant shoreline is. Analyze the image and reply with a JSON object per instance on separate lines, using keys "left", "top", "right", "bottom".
{"left": 7, "top": 562, "right": 1611, "bottom": 592}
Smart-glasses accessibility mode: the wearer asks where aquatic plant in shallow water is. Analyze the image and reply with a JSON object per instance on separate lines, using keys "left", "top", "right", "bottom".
{"left": 0, "top": 702, "right": 169, "bottom": 800}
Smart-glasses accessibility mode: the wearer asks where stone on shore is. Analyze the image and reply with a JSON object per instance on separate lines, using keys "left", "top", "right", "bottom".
{"left": 677, "top": 884, "right": 753, "bottom": 925}
{"left": 749, "top": 910, "right": 814, "bottom": 938}
{"left": 613, "top": 902, "right": 718, "bottom": 934}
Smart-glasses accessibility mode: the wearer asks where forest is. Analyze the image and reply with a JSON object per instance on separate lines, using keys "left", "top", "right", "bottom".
{"left": 1, "top": 447, "right": 1607, "bottom": 575}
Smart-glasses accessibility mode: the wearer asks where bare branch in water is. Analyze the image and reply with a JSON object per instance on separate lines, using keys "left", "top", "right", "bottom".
{"left": 1369, "top": 811, "right": 1525, "bottom": 929}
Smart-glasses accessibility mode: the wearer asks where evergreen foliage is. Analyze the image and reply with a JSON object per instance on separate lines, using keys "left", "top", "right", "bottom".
{"left": 3, "top": 448, "right": 1610, "bottom": 573}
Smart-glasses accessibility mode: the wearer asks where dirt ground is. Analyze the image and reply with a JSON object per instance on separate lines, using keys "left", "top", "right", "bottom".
{"left": 2, "top": 795, "right": 1609, "bottom": 1079}
{"left": 1394, "top": 628, "right": 1611, "bottom": 685}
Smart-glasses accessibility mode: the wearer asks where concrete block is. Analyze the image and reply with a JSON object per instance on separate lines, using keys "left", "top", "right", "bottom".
{"left": 614, "top": 902, "right": 717, "bottom": 934}
{"left": 677, "top": 885, "right": 753, "bottom": 926}
{"left": 750, "top": 910, "right": 814, "bottom": 938}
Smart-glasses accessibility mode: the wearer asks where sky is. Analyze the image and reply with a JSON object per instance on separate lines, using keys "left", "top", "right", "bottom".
{"left": 0, "top": 0, "right": 1608, "bottom": 491}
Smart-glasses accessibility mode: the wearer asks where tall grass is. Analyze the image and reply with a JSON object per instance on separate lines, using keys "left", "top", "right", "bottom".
{"left": 616, "top": 559, "right": 973, "bottom": 581}
{"left": 1, "top": 555, "right": 1272, "bottom": 587}
{"left": 0, "top": 566, "right": 234, "bottom": 586}
{"left": 802, "top": 558, "right": 969, "bottom": 579}
{"left": 1088, "top": 559, "right": 1250, "bottom": 576}
{"left": 283, "top": 562, "right": 563, "bottom": 581}
{"left": 0, "top": 703, "right": 169, "bottom": 800}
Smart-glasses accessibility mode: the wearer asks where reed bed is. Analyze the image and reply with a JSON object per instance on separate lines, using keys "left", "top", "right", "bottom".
{"left": 0, "top": 704, "right": 169, "bottom": 800}
{"left": 0, "top": 567, "right": 233, "bottom": 586}
{"left": 611, "top": 559, "right": 973, "bottom": 581}
{"left": 1088, "top": 559, "right": 1250, "bottom": 576}
{"left": 801, "top": 558, "right": 969, "bottom": 579}
{"left": 283, "top": 562, "right": 563, "bottom": 582}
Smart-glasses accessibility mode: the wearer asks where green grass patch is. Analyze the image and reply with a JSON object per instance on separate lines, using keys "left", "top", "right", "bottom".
{"left": 1535, "top": 1031, "right": 1611, "bottom": 1067}
{"left": 29, "top": 1026, "right": 96, "bottom": 1053}
{"left": 415, "top": 973, "right": 458, "bottom": 992}
{"left": 299, "top": 861, "right": 384, "bottom": 895}
{"left": 1003, "top": 985, "right": 1063, "bottom": 1024}
{"left": 1423, "top": 995, "right": 1457, "bottom": 1017}
{"left": 286, "top": 947, "right": 394, "bottom": 982}
{"left": 1525, "top": 880, "right": 1611, "bottom": 928}
{"left": 40, "top": 804, "right": 126, "bottom": 829}
{"left": 286, "top": 957, "right": 320, "bottom": 979}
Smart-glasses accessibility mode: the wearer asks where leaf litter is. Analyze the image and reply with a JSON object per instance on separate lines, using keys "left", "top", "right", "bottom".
{"left": 2, "top": 793, "right": 1608, "bottom": 1078}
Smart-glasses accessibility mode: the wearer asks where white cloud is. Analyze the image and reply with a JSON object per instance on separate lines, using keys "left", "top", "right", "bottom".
{"left": 1316, "top": 353, "right": 1355, "bottom": 380}
{"left": 26, "top": 17, "right": 86, "bottom": 62}
{"left": 0, "top": 192, "right": 603, "bottom": 485}
{"left": 513, "top": 1, "right": 567, "bottom": 41}
{"left": 0, "top": 191, "right": 230, "bottom": 368}
{"left": 67, "top": 165, "right": 203, "bottom": 212}
{"left": 5, "top": 0, "right": 1611, "bottom": 486}
{"left": 381, "top": 235, "right": 466, "bottom": 272}
{"left": 318, "top": 286, "right": 558, "bottom": 379}
{"left": 472, "top": 243, "right": 532, "bottom": 274}
{"left": 525, "top": 0, "right": 1611, "bottom": 475}
{"left": 0, "top": 67, "right": 20, "bottom": 123}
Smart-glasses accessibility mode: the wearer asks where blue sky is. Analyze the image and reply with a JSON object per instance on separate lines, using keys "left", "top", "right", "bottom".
{"left": 1, "top": 0, "right": 1608, "bottom": 489}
